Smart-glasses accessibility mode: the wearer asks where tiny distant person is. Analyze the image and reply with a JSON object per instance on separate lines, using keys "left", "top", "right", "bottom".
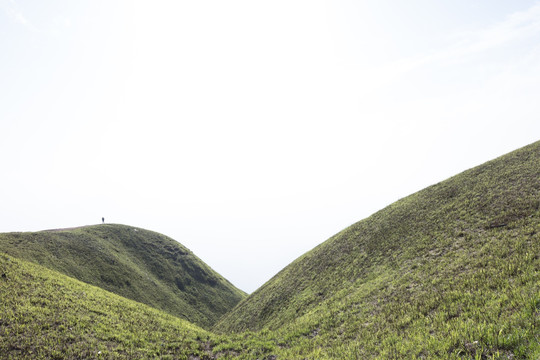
{"left": 102, "top": 217, "right": 105, "bottom": 224}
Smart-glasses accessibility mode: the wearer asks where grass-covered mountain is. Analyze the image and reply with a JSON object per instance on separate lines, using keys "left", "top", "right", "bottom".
{"left": 0, "top": 224, "right": 245, "bottom": 328}
{"left": 1, "top": 140, "right": 540, "bottom": 359}
{"left": 214, "top": 140, "right": 540, "bottom": 358}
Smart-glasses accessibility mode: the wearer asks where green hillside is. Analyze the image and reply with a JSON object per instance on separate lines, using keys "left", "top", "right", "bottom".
{"left": 214, "top": 140, "right": 540, "bottom": 358}
{"left": 2, "top": 141, "right": 540, "bottom": 359}
{"left": 0, "top": 253, "right": 212, "bottom": 359}
{"left": 0, "top": 253, "right": 304, "bottom": 360}
{"left": 0, "top": 224, "right": 245, "bottom": 328}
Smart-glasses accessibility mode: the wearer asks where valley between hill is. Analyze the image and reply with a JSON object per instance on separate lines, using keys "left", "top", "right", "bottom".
{"left": 1, "top": 140, "right": 540, "bottom": 359}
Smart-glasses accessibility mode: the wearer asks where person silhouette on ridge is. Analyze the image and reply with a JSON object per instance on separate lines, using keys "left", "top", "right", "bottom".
{"left": 102, "top": 217, "right": 105, "bottom": 224}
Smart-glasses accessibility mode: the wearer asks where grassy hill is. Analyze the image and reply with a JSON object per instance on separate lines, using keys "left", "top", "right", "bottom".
{"left": 0, "top": 253, "right": 212, "bottom": 359}
{"left": 214, "top": 140, "right": 540, "bottom": 358}
{"left": 2, "top": 141, "right": 540, "bottom": 359}
{"left": 0, "top": 224, "right": 245, "bottom": 328}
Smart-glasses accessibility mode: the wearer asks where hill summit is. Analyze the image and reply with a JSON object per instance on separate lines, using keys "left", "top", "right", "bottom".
{"left": 0, "top": 224, "right": 245, "bottom": 328}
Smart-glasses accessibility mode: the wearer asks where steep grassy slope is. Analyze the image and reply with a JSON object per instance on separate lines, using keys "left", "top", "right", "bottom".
{"left": 215, "top": 141, "right": 540, "bottom": 358}
{"left": 0, "top": 224, "right": 245, "bottom": 328}
{"left": 0, "top": 253, "right": 212, "bottom": 359}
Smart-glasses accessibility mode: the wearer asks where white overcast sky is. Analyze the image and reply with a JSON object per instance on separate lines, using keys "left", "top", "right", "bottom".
{"left": 1, "top": 0, "right": 540, "bottom": 293}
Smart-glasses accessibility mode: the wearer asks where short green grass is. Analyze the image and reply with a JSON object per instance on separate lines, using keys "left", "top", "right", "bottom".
{"left": 2, "top": 140, "right": 540, "bottom": 359}
{"left": 3, "top": 250, "right": 537, "bottom": 359}
{"left": 0, "top": 224, "right": 246, "bottom": 329}
{"left": 0, "top": 253, "right": 211, "bottom": 359}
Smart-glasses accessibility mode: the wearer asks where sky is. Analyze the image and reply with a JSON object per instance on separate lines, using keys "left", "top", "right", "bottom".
{"left": 1, "top": 0, "right": 540, "bottom": 293}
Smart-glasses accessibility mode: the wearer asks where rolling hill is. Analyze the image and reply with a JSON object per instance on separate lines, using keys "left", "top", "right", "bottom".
{"left": 2, "top": 140, "right": 540, "bottom": 359}
{"left": 0, "top": 224, "right": 245, "bottom": 328}
{"left": 214, "top": 140, "right": 540, "bottom": 358}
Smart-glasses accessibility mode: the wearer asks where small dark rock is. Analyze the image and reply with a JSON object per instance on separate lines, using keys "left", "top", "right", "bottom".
{"left": 1, "top": 273, "right": 6, "bottom": 279}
